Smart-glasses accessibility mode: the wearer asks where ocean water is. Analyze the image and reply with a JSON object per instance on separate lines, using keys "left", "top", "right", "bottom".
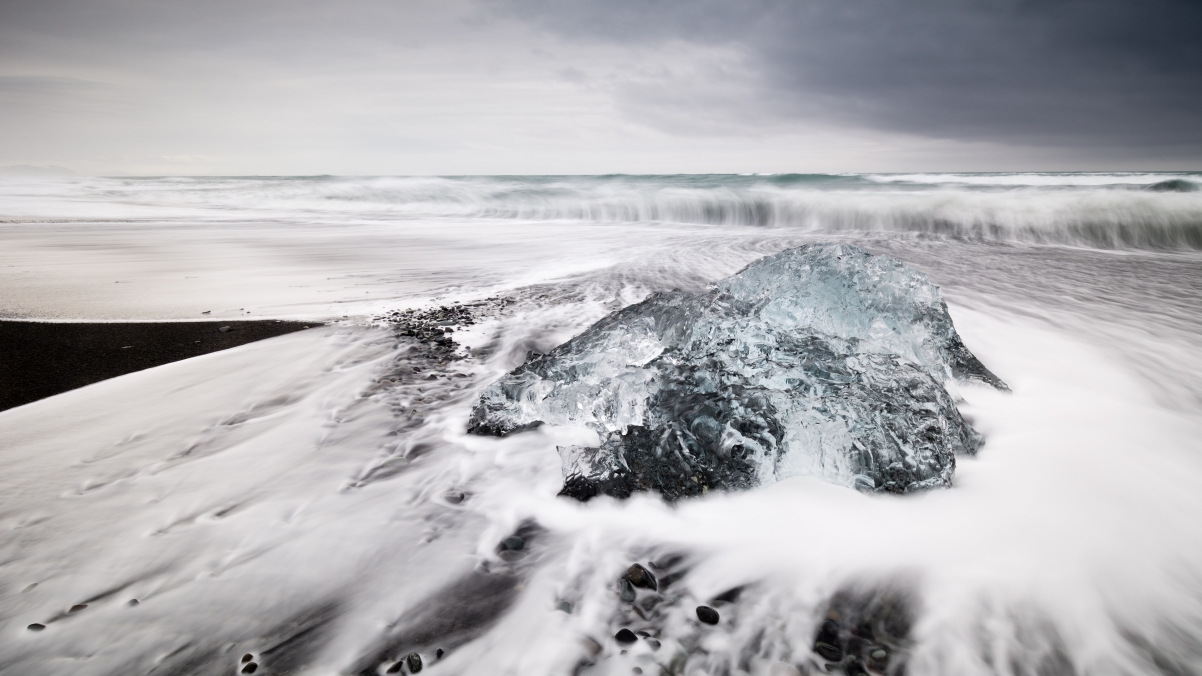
{"left": 1, "top": 173, "right": 1201, "bottom": 676}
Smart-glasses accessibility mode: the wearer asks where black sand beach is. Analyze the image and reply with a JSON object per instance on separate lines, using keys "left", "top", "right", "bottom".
{"left": 0, "top": 320, "right": 318, "bottom": 412}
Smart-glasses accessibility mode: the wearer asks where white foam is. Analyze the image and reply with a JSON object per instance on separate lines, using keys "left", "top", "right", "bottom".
{"left": 2, "top": 175, "right": 1200, "bottom": 674}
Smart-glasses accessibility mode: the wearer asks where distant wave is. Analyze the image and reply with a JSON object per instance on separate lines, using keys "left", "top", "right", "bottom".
{"left": 4, "top": 173, "right": 1202, "bottom": 250}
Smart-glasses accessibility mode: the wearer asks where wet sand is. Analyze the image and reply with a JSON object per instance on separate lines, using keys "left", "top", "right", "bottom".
{"left": 0, "top": 320, "right": 318, "bottom": 412}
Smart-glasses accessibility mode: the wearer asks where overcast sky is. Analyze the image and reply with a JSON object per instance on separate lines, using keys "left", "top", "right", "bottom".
{"left": 1, "top": 0, "right": 1199, "bottom": 175}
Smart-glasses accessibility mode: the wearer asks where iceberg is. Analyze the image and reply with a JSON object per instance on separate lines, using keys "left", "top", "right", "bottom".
{"left": 469, "top": 244, "right": 1006, "bottom": 499}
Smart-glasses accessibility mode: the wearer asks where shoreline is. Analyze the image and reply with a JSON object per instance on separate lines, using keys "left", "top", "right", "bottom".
{"left": 0, "top": 319, "right": 319, "bottom": 412}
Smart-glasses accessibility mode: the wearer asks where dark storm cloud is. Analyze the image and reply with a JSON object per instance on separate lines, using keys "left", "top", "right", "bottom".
{"left": 489, "top": 0, "right": 1202, "bottom": 154}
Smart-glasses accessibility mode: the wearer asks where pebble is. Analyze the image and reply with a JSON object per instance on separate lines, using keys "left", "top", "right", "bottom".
{"left": 814, "top": 642, "right": 843, "bottom": 662}
{"left": 69, "top": 604, "right": 88, "bottom": 613}
{"left": 242, "top": 654, "right": 254, "bottom": 663}
{"left": 644, "top": 637, "right": 661, "bottom": 651}
{"left": 696, "top": 605, "right": 720, "bottom": 625}
{"left": 21, "top": 583, "right": 37, "bottom": 593}
{"left": 618, "top": 578, "right": 636, "bottom": 603}
{"left": 615, "top": 628, "right": 638, "bottom": 644}
{"left": 27, "top": 623, "right": 45, "bottom": 631}
{"left": 218, "top": 326, "right": 231, "bottom": 333}
{"left": 871, "top": 649, "right": 888, "bottom": 661}
{"left": 556, "top": 600, "right": 572, "bottom": 613}
{"left": 501, "top": 536, "right": 525, "bottom": 551}
{"left": 436, "top": 648, "right": 444, "bottom": 659}
{"left": 241, "top": 663, "right": 258, "bottom": 674}
{"left": 444, "top": 491, "right": 465, "bottom": 504}
{"left": 624, "top": 563, "right": 658, "bottom": 590}
{"left": 406, "top": 651, "right": 423, "bottom": 673}
{"left": 128, "top": 599, "right": 140, "bottom": 606}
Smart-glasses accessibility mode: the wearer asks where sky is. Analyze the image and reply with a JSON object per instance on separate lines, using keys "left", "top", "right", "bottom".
{"left": 1, "top": 0, "right": 1200, "bottom": 175}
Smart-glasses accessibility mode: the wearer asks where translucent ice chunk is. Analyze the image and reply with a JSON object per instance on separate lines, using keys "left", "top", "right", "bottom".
{"left": 469, "top": 244, "right": 1006, "bottom": 499}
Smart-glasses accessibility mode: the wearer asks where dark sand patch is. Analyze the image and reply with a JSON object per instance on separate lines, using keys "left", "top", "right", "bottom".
{"left": 0, "top": 320, "right": 318, "bottom": 412}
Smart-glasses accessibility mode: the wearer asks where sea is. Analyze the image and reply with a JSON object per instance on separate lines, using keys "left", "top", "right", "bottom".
{"left": 1, "top": 173, "right": 1200, "bottom": 675}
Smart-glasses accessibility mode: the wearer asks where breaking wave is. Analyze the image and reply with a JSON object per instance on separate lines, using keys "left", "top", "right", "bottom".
{"left": 3, "top": 172, "right": 1201, "bottom": 250}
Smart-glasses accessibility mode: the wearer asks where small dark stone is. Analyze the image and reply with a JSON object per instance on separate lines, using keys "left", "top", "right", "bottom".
{"left": 219, "top": 326, "right": 232, "bottom": 333}
{"left": 69, "top": 604, "right": 87, "bottom": 613}
{"left": 241, "top": 664, "right": 258, "bottom": 674}
{"left": 556, "top": 600, "right": 573, "bottom": 613}
{"left": 386, "top": 661, "right": 402, "bottom": 674}
{"left": 406, "top": 651, "right": 423, "bottom": 673}
{"left": 127, "top": 599, "right": 139, "bottom": 606}
{"left": 436, "top": 648, "right": 444, "bottom": 659}
{"left": 501, "top": 536, "right": 525, "bottom": 551}
{"left": 242, "top": 654, "right": 254, "bottom": 663}
{"left": 624, "top": 563, "right": 658, "bottom": 590}
{"left": 814, "top": 642, "right": 844, "bottom": 662}
{"left": 618, "top": 578, "right": 636, "bottom": 603}
{"left": 444, "top": 491, "right": 465, "bottom": 504}
{"left": 633, "top": 668, "right": 643, "bottom": 674}
{"left": 644, "top": 637, "right": 661, "bottom": 651}
{"left": 696, "top": 605, "right": 720, "bottom": 625}
{"left": 27, "top": 623, "right": 45, "bottom": 631}
{"left": 615, "top": 628, "right": 638, "bottom": 644}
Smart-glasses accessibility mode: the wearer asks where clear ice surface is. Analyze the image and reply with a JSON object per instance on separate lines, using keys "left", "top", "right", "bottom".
{"left": 469, "top": 244, "right": 1007, "bottom": 499}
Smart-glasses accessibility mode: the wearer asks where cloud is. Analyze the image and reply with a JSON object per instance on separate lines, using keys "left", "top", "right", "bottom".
{"left": 486, "top": 0, "right": 1202, "bottom": 154}
{"left": 0, "top": 0, "right": 1197, "bottom": 172}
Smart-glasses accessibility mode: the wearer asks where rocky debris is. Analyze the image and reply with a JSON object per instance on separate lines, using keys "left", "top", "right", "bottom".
{"left": 696, "top": 606, "right": 720, "bottom": 625}
{"left": 128, "top": 599, "right": 140, "bottom": 606}
{"left": 68, "top": 604, "right": 87, "bottom": 613}
{"left": 241, "top": 654, "right": 254, "bottom": 663}
{"left": 811, "top": 585, "right": 913, "bottom": 676}
{"left": 469, "top": 244, "right": 1006, "bottom": 500}
{"left": 443, "top": 490, "right": 466, "bottom": 504}
{"left": 218, "top": 326, "right": 231, "bottom": 333}
{"left": 27, "top": 623, "right": 45, "bottom": 631}
{"left": 556, "top": 600, "right": 573, "bottom": 613}
{"left": 241, "top": 663, "right": 258, "bottom": 674}
{"left": 577, "top": 553, "right": 915, "bottom": 676}
{"left": 435, "top": 648, "right": 444, "bottom": 659}
{"left": 406, "top": 651, "right": 423, "bottom": 673}
{"left": 375, "top": 301, "right": 488, "bottom": 349}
